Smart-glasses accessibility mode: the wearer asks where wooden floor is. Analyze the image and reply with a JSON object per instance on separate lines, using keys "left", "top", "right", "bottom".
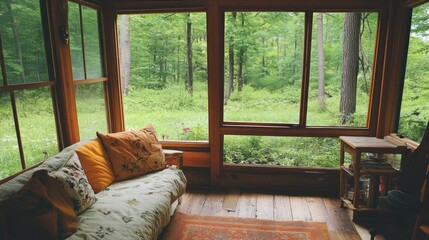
{"left": 175, "top": 189, "right": 380, "bottom": 240}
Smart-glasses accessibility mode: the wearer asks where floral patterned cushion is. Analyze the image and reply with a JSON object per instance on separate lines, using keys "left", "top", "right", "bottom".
{"left": 50, "top": 152, "right": 97, "bottom": 215}
{"left": 97, "top": 125, "right": 166, "bottom": 182}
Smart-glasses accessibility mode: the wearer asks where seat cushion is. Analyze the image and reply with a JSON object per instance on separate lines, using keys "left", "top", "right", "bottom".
{"left": 67, "top": 167, "right": 187, "bottom": 240}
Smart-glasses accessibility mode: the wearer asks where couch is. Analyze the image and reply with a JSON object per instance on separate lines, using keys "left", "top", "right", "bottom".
{"left": 0, "top": 127, "right": 187, "bottom": 240}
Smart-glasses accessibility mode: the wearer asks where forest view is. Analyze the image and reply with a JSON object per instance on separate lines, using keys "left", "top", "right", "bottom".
{"left": 0, "top": 2, "right": 428, "bottom": 178}
{"left": 119, "top": 11, "right": 377, "bottom": 167}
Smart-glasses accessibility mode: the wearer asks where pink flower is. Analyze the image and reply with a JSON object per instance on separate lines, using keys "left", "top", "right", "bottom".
{"left": 183, "top": 127, "right": 191, "bottom": 133}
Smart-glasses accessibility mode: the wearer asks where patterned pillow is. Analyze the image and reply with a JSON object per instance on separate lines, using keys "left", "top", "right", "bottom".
{"left": 97, "top": 125, "right": 166, "bottom": 182}
{"left": 50, "top": 151, "right": 97, "bottom": 215}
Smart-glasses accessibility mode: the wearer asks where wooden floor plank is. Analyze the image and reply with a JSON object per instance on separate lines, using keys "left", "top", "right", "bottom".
{"left": 237, "top": 191, "right": 257, "bottom": 218}
{"left": 307, "top": 196, "right": 328, "bottom": 222}
{"left": 290, "top": 195, "right": 312, "bottom": 221}
{"left": 273, "top": 195, "right": 293, "bottom": 221}
{"left": 255, "top": 193, "right": 274, "bottom": 220}
{"left": 200, "top": 190, "right": 225, "bottom": 216}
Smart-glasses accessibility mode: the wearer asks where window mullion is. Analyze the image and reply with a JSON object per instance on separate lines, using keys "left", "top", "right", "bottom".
{"left": 299, "top": 11, "right": 313, "bottom": 127}
{"left": 10, "top": 91, "right": 26, "bottom": 169}
{"left": 79, "top": 4, "right": 88, "bottom": 80}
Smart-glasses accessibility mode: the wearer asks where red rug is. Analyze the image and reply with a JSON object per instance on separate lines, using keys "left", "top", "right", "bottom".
{"left": 162, "top": 213, "right": 330, "bottom": 240}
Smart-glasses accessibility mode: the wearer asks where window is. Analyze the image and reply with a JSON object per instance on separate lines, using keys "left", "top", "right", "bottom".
{"left": 0, "top": 0, "right": 57, "bottom": 178}
{"left": 222, "top": 11, "right": 379, "bottom": 167}
{"left": 308, "top": 12, "right": 377, "bottom": 127}
{"left": 224, "top": 135, "right": 339, "bottom": 168}
{"left": 397, "top": 2, "right": 429, "bottom": 143}
{"left": 69, "top": 2, "right": 108, "bottom": 140}
{"left": 118, "top": 13, "right": 208, "bottom": 141}
{"left": 224, "top": 12, "right": 304, "bottom": 124}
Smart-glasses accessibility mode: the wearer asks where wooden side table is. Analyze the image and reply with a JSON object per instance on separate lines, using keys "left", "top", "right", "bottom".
{"left": 163, "top": 149, "right": 184, "bottom": 169}
{"left": 339, "top": 136, "right": 408, "bottom": 209}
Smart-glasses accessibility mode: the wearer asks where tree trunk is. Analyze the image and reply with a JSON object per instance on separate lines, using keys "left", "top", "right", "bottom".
{"left": 6, "top": 0, "right": 26, "bottom": 83}
{"left": 119, "top": 15, "right": 131, "bottom": 95}
{"left": 176, "top": 37, "right": 180, "bottom": 84}
{"left": 340, "top": 12, "right": 361, "bottom": 124}
{"left": 186, "top": 13, "right": 193, "bottom": 96}
{"left": 225, "top": 12, "right": 236, "bottom": 103}
{"left": 317, "top": 13, "right": 326, "bottom": 110}
{"left": 237, "top": 13, "right": 245, "bottom": 92}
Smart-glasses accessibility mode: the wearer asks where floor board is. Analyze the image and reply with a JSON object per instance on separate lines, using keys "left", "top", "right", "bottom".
{"left": 175, "top": 189, "right": 384, "bottom": 239}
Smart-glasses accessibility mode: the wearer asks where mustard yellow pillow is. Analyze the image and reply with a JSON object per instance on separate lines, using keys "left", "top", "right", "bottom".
{"left": 75, "top": 139, "right": 115, "bottom": 193}
{"left": 97, "top": 126, "right": 166, "bottom": 181}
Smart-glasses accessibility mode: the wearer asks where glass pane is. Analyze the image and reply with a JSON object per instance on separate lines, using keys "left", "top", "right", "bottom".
{"left": 15, "top": 88, "right": 58, "bottom": 168}
{"left": 223, "top": 135, "right": 339, "bottom": 168}
{"left": 308, "top": 12, "right": 378, "bottom": 127}
{"left": 69, "top": 2, "right": 85, "bottom": 80}
{"left": 397, "top": 3, "right": 429, "bottom": 143}
{"left": 0, "top": 92, "right": 21, "bottom": 178}
{"left": 75, "top": 82, "right": 107, "bottom": 140}
{"left": 0, "top": 0, "right": 49, "bottom": 85}
{"left": 82, "top": 6, "right": 103, "bottom": 79}
{"left": 119, "top": 13, "right": 208, "bottom": 140}
{"left": 223, "top": 12, "right": 304, "bottom": 124}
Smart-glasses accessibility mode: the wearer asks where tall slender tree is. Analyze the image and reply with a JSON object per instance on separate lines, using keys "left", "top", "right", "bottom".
{"left": 340, "top": 12, "right": 361, "bottom": 124}
{"left": 237, "top": 12, "right": 245, "bottom": 92}
{"left": 225, "top": 12, "right": 236, "bottom": 103}
{"left": 186, "top": 13, "right": 193, "bottom": 96}
{"left": 317, "top": 13, "right": 326, "bottom": 110}
{"left": 120, "top": 15, "right": 131, "bottom": 95}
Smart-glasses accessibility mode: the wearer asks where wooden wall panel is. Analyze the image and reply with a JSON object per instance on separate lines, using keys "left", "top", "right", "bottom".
{"left": 219, "top": 170, "right": 339, "bottom": 196}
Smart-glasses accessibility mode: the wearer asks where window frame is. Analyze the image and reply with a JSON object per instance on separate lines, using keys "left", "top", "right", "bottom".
{"left": 104, "top": 0, "right": 393, "bottom": 187}
{"left": 394, "top": 0, "right": 429, "bottom": 146}
{"left": 0, "top": 0, "right": 58, "bottom": 171}
{"left": 69, "top": 0, "right": 110, "bottom": 139}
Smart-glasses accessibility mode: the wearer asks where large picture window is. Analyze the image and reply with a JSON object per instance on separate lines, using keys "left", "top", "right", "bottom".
{"left": 69, "top": 1, "right": 108, "bottom": 140}
{"left": 222, "top": 11, "right": 379, "bottom": 167}
{"left": 0, "top": 0, "right": 57, "bottom": 178}
{"left": 397, "top": 2, "right": 429, "bottom": 143}
{"left": 118, "top": 13, "right": 208, "bottom": 141}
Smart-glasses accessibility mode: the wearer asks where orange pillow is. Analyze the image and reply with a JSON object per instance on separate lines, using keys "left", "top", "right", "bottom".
{"left": 0, "top": 170, "right": 77, "bottom": 239}
{"left": 97, "top": 126, "right": 166, "bottom": 181}
{"left": 75, "top": 139, "right": 115, "bottom": 193}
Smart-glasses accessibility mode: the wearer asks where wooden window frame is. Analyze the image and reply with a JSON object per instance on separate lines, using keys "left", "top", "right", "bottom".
{"left": 101, "top": 0, "right": 403, "bottom": 187}
{"left": 0, "top": 0, "right": 59, "bottom": 171}
{"left": 390, "top": 0, "right": 429, "bottom": 146}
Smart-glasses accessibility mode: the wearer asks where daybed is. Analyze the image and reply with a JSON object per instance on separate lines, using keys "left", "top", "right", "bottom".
{"left": 0, "top": 127, "right": 187, "bottom": 240}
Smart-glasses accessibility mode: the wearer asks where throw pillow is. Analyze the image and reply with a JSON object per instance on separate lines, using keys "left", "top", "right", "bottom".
{"left": 50, "top": 151, "right": 97, "bottom": 215}
{"left": 97, "top": 125, "right": 166, "bottom": 181}
{"left": 75, "top": 138, "right": 115, "bottom": 193}
{"left": 0, "top": 170, "right": 77, "bottom": 239}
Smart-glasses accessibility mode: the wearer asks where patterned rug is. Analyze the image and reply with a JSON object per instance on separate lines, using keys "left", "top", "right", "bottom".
{"left": 162, "top": 213, "right": 330, "bottom": 240}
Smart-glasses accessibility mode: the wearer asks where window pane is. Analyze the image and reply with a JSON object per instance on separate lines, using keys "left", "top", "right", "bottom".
{"left": 0, "top": 93, "right": 21, "bottom": 178}
{"left": 307, "top": 12, "right": 377, "bottom": 127}
{"left": 82, "top": 6, "right": 103, "bottom": 79}
{"left": 223, "top": 12, "right": 304, "bottom": 124}
{"left": 75, "top": 82, "right": 107, "bottom": 140}
{"left": 119, "top": 13, "right": 208, "bottom": 140}
{"left": 69, "top": 2, "right": 85, "bottom": 80}
{"left": 397, "top": 3, "right": 429, "bottom": 143}
{"left": 15, "top": 88, "right": 58, "bottom": 167}
{"left": 223, "top": 135, "right": 339, "bottom": 168}
{"left": 0, "top": 0, "right": 49, "bottom": 85}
